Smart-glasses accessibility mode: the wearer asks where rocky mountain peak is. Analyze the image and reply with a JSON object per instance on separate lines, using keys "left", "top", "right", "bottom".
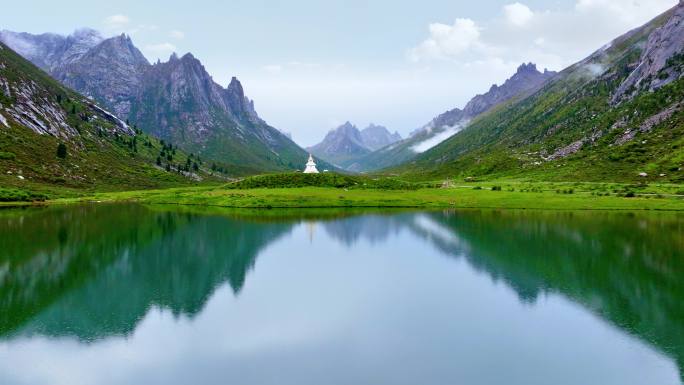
{"left": 337, "top": 121, "right": 358, "bottom": 133}
{"left": 308, "top": 122, "right": 369, "bottom": 166}
{"left": 45, "top": 32, "right": 150, "bottom": 117}
{"left": 2, "top": 28, "right": 310, "bottom": 172}
{"left": 224, "top": 76, "right": 259, "bottom": 121}
{"left": 68, "top": 28, "right": 104, "bottom": 47}
{"left": 94, "top": 34, "right": 149, "bottom": 64}
{"left": 462, "top": 62, "right": 556, "bottom": 119}
{"left": 0, "top": 29, "right": 103, "bottom": 72}
{"left": 308, "top": 121, "right": 402, "bottom": 168}
{"left": 516, "top": 62, "right": 538, "bottom": 74}
{"left": 360, "top": 124, "right": 402, "bottom": 151}
{"left": 227, "top": 76, "right": 244, "bottom": 95}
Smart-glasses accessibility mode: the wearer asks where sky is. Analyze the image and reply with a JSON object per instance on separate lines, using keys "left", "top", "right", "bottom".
{"left": 1, "top": 0, "right": 679, "bottom": 146}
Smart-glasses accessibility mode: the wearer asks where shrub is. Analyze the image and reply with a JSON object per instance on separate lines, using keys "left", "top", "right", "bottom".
{"left": 491, "top": 186, "right": 502, "bottom": 191}
{"left": 0, "top": 188, "right": 48, "bottom": 202}
{"left": 0, "top": 151, "right": 16, "bottom": 160}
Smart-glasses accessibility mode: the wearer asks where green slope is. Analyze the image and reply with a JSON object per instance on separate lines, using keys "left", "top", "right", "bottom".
{"left": 0, "top": 42, "right": 222, "bottom": 198}
{"left": 397, "top": 6, "right": 684, "bottom": 183}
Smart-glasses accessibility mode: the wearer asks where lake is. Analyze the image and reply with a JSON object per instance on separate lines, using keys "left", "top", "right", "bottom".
{"left": 0, "top": 204, "right": 682, "bottom": 385}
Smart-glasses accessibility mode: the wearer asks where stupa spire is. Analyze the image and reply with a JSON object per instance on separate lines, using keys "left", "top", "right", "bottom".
{"left": 303, "top": 154, "right": 319, "bottom": 174}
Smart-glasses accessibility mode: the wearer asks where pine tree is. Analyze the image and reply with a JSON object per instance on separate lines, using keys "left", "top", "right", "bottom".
{"left": 56, "top": 143, "right": 67, "bottom": 159}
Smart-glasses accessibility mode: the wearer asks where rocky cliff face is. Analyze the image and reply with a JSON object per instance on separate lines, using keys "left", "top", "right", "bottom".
{"left": 0, "top": 29, "right": 103, "bottom": 73}
{"left": 1, "top": 29, "right": 313, "bottom": 173}
{"left": 53, "top": 34, "right": 149, "bottom": 118}
{"left": 613, "top": 1, "right": 684, "bottom": 102}
{"left": 0, "top": 42, "right": 131, "bottom": 140}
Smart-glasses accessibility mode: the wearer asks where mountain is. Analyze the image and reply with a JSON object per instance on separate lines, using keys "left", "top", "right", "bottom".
{"left": 0, "top": 29, "right": 103, "bottom": 72}
{"left": 0, "top": 30, "right": 326, "bottom": 175}
{"left": 0, "top": 41, "right": 217, "bottom": 195}
{"left": 53, "top": 34, "right": 149, "bottom": 118}
{"left": 308, "top": 122, "right": 370, "bottom": 168}
{"left": 360, "top": 124, "right": 402, "bottom": 151}
{"left": 397, "top": 2, "right": 684, "bottom": 183}
{"left": 352, "top": 63, "right": 557, "bottom": 172}
{"left": 308, "top": 122, "right": 402, "bottom": 170}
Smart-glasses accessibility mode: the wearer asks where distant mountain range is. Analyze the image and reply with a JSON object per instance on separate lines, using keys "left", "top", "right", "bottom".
{"left": 0, "top": 29, "right": 329, "bottom": 174}
{"left": 2, "top": 0, "right": 683, "bottom": 185}
{"left": 348, "top": 63, "right": 557, "bottom": 172}
{"left": 308, "top": 122, "right": 402, "bottom": 170}
{"left": 397, "top": 1, "right": 684, "bottom": 182}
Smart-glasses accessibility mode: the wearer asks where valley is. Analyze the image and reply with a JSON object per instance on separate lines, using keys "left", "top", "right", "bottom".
{"left": 0, "top": 2, "right": 683, "bottom": 208}
{"left": 1, "top": 2, "right": 684, "bottom": 385}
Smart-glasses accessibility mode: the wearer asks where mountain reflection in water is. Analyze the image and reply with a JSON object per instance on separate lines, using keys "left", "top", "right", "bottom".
{"left": 0, "top": 205, "right": 682, "bottom": 384}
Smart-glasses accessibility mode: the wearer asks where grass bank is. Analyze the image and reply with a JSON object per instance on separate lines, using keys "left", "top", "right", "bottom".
{"left": 3, "top": 173, "right": 684, "bottom": 211}
{"left": 44, "top": 183, "right": 684, "bottom": 211}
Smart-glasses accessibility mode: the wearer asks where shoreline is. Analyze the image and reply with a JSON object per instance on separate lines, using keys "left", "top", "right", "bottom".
{"left": 3, "top": 185, "right": 684, "bottom": 211}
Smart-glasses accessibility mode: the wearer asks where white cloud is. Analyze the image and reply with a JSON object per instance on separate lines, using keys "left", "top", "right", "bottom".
{"left": 169, "top": 30, "right": 185, "bottom": 39}
{"left": 104, "top": 14, "right": 130, "bottom": 28}
{"left": 145, "top": 42, "right": 177, "bottom": 53}
{"left": 262, "top": 64, "right": 283, "bottom": 74}
{"left": 574, "top": 0, "right": 676, "bottom": 23}
{"left": 260, "top": 61, "right": 330, "bottom": 75}
{"left": 504, "top": 3, "right": 534, "bottom": 27}
{"left": 411, "top": 121, "right": 469, "bottom": 153}
{"left": 409, "top": 0, "right": 678, "bottom": 71}
{"left": 409, "top": 18, "right": 484, "bottom": 62}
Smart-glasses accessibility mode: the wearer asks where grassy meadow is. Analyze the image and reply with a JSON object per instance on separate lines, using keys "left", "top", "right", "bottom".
{"left": 2, "top": 173, "right": 683, "bottom": 211}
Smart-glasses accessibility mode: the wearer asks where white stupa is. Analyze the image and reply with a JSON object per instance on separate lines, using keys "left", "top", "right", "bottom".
{"left": 303, "top": 154, "right": 319, "bottom": 174}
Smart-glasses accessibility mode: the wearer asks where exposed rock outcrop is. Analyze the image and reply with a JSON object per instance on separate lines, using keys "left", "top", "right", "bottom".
{"left": 0, "top": 30, "right": 312, "bottom": 171}
{"left": 613, "top": 2, "right": 684, "bottom": 102}
{"left": 53, "top": 34, "right": 149, "bottom": 118}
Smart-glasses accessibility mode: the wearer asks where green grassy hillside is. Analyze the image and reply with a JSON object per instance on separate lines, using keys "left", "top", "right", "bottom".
{"left": 396, "top": 6, "right": 684, "bottom": 184}
{"left": 0, "top": 41, "right": 228, "bottom": 199}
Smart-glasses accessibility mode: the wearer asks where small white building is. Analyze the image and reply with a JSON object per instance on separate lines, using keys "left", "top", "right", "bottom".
{"left": 303, "top": 154, "right": 319, "bottom": 174}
